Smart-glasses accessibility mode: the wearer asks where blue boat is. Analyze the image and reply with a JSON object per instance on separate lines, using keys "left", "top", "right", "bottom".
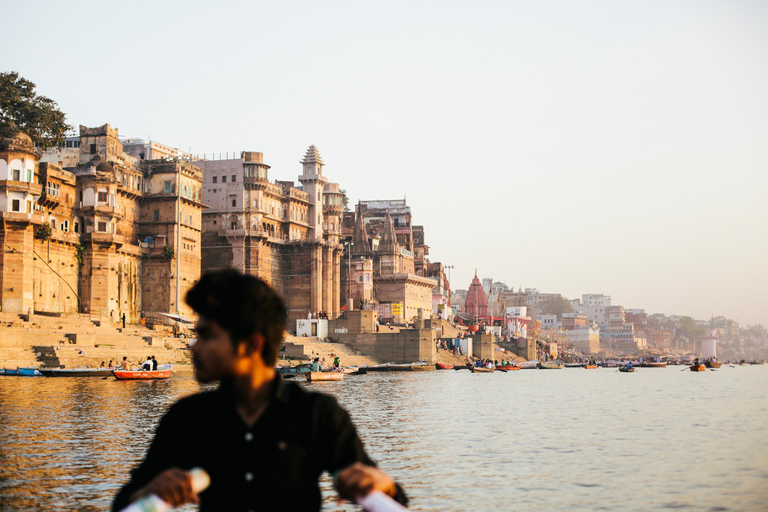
{"left": 18, "top": 367, "right": 42, "bottom": 377}
{"left": 2, "top": 368, "right": 19, "bottom": 376}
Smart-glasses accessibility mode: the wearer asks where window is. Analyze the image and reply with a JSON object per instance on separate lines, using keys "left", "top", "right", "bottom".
{"left": 153, "top": 210, "right": 159, "bottom": 221}
{"left": 74, "top": 222, "right": 79, "bottom": 233}
{"left": 51, "top": 219, "right": 57, "bottom": 229}
{"left": 232, "top": 199, "right": 236, "bottom": 207}
{"left": 62, "top": 220, "right": 69, "bottom": 232}
{"left": 184, "top": 213, "right": 188, "bottom": 224}
{"left": 164, "top": 181, "right": 171, "bottom": 194}
{"left": 27, "top": 170, "right": 32, "bottom": 182}
{"left": 98, "top": 192, "right": 107, "bottom": 203}
{"left": 222, "top": 176, "right": 227, "bottom": 183}
{"left": 98, "top": 222, "right": 107, "bottom": 232}
{"left": 11, "top": 199, "right": 20, "bottom": 212}
{"left": 90, "top": 144, "right": 96, "bottom": 154}
{"left": 359, "top": 276, "right": 363, "bottom": 282}
{"left": 12, "top": 169, "right": 20, "bottom": 181}
{"left": 212, "top": 177, "right": 217, "bottom": 184}
{"left": 231, "top": 175, "right": 236, "bottom": 182}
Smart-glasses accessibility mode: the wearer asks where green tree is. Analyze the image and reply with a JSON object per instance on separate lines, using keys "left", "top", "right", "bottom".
{"left": 677, "top": 316, "right": 706, "bottom": 340}
{"left": 0, "top": 72, "right": 70, "bottom": 150}
{"left": 540, "top": 295, "right": 574, "bottom": 320}
{"left": 340, "top": 189, "right": 350, "bottom": 212}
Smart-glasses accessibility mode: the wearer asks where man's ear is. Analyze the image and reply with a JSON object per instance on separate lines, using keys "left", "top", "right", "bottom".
{"left": 239, "top": 333, "right": 266, "bottom": 357}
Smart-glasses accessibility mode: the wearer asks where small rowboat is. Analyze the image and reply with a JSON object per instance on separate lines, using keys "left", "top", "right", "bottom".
{"left": 496, "top": 365, "right": 520, "bottom": 371}
{"left": 619, "top": 366, "right": 635, "bottom": 372}
{"left": 306, "top": 372, "right": 343, "bottom": 382}
{"left": 585, "top": 365, "right": 598, "bottom": 369}
{"left": 40, "top": 367, "right": 114, "bottom": 377}
{"left": 435, "top": 363, "right": 454, "bottom": 370}
{"left": 519, "top": 361, "right": 538, "bottom": 369}
{"left": 18, "top": 367, "right": 42, "bottom": 376}
{"left": 705, "top": 360, "right": 722, "bottom": 368}
{"left": 538, "top": 361, "right": 564, "bottom": 369}
{"left": 689, "top": 364, "right": 707, "bottom": 372}
{"left": 113, "top": 364, "right": 173, "bottom": 380}
{"left": 1, "top": 368, "right": 19, "bottom": 376}
{"left": 470, "top": 366, "right": 494, "bottom": 373}
{"left": 643, "top": 362, "right": 667, "bottom": 368}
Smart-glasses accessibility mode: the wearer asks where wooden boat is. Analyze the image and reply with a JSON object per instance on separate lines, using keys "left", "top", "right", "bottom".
{"left": 619, "top": 366, "right": 635, "bottom": 372}
{"left": 39, "top": 367, "right": 114, "bottom": 377}
{"left": 470, "top": 366, "right": 494, "bottom": 373}
{"left": 644, "top": 362, "right": 668, "bottom": 368}
{"left": 689, "top": 364, "right": 707, "bottom": 372}
{"left": 412, "top": 364, "right": 436, "bottom": 371}
{"left": 705, "top": 360, "right": 722, "bottom": 368}
{"left": 564, "top": 363, "right": 584, "bottom": 368}
{"left": 359, "top": 364, "right": 392, "bottom": 372}
{"left": 496, "top": 365, "right": 520, "bottom": 371}
{"left": 113, "top": 364, "right": 173, "bottom": 380}
{"left": 537, "top": 361, "right": 564, "bottom": 369}
{"left": 518, "top": 360, "right": 539, "bottom": 369}
{"left": 276, "top": 364, "right": 311, "bottom": 375}
{"left": 749, "top": 361, "right": 765, "bottom": 365}
{"left": 435, "top": 362, "right": 454, "bottom": 370}
{"left": 306, "top": 371, "right": 343, "bottom": 382}
{"left": 17, "top": 367, "right": 42, "bottom": 376}
{"left": 452, "top": 365, "right": 471, "bottom": 370}
{"left": 584, "top": 365, "right": 598, "bottom": 369}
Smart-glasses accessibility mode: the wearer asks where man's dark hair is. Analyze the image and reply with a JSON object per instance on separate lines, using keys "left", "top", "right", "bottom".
{"left": 186, "top": 269, "right": 288, "bottom": 365}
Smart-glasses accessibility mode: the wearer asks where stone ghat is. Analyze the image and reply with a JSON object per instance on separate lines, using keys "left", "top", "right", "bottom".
{"left": 0, "top": 312, "right": 191, "bottom": 370}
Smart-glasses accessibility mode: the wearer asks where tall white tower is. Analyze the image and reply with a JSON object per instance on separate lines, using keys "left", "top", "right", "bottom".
{"left": 298, "top": 145, "right": 328, "bottom": 240}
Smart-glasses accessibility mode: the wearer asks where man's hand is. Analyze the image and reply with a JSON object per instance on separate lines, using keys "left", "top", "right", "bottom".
{"left": 131, "top": 468, "right": 198, "bottom": 507}
{"left": 334, "top": 462, "right": 397, "bottom": 502}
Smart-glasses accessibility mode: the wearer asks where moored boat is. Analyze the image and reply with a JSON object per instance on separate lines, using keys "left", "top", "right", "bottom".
{"left": 496, "top": 364, "right": 520, "bottom": 370}
{"left": 306, "top": 371, "right": 343, "bottom": 382}
{"left": 39, "top": 367, "right": 113, "bottom": 377}
{"left": 644, "top": 362, "right": 668, "bottom": 368}
{"left": 276, "top": 364, "right": 311, "bottom": 375}
{"left": 470, "top": 366, "right": 494, "bottom": 373}
{"left": 584, "top": 364, "right": 597, "bottom": 369}
{"left": 113, "top": 364, "right": 173, "bottom": 380}
{"left": 1, "top": 368, "right": 19, "bottom": 376}
{"left": 538, "top": 361, "right": 564, "bottom": 369}
{"left": 564, "top": 363, "right": 584, "bottom": 368}
{"left": 518, "top": 360, "right": 538, "bottom": 369}
{"left": 17, "top": 367, "right": 42, "bottom": 376}
{"left": 435, "top": 362, "right": 454, "bottom": 370}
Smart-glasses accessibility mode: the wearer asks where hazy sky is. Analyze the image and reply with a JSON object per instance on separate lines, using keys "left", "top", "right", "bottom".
{"left": 4, "top": 1, "right": 767, "bottom": 326}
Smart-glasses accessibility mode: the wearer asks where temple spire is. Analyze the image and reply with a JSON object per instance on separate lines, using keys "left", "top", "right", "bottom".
{"left": 352, "top": 204, "right": 370, "bottom": 256}
{"left": 379, "top": 210, "right": 399, "bottom": 255}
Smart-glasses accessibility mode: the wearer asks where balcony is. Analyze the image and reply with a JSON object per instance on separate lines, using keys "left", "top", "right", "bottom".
{"left": 82, "top": 231, "right": 126, "bottom": 247}
{"left": 77, "top": 204, "right": 125, "bottom": 220}
{"left": 0, "top": 211, "right": 44, "bottom": 225}
{"left": 0, "top": 180, "right": 43, "bottom": 195}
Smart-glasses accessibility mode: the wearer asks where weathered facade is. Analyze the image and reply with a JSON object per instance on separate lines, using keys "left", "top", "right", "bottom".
{"left": 196, "top": 146, "right": 344, "bottom": 323}
{"left": 0, "top": 125, "right": 204, "bottom": 321}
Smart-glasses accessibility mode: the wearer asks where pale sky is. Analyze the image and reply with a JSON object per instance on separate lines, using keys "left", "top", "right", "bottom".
{"left": 4, "top": 0, "right": 767, "bottom": 326}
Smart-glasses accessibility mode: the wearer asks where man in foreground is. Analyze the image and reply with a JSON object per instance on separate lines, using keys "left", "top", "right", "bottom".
{"left": 112, "top": 270, "right": 407, "bottom": 511}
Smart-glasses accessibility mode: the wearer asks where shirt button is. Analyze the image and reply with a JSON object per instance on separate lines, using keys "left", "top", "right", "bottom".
{"left": 244, "top": 432, "right": 253, "bottom": 441}
{"left": 245, "top": 472, "right": 254, "bottom": 482}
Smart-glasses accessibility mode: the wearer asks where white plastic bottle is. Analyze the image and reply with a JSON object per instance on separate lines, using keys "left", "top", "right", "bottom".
{"left": 119, "top": 467, "right": 210, "bottom": 512}
{"left": 357, "top": 490, "right": 409, "bottom": 512}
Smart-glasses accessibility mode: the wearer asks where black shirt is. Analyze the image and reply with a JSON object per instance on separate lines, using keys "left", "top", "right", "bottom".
{"left": 112, "top": 377, "right": 407, "bottom": 511}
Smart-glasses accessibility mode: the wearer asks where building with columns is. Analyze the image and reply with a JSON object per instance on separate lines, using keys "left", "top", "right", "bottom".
{"left": 196, "top": 146, "right": 345, "bottom": 323}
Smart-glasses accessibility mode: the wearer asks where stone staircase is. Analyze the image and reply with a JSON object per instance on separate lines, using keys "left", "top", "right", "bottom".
{"left": 281, "top": 336, "right": 377, "bottom": 366}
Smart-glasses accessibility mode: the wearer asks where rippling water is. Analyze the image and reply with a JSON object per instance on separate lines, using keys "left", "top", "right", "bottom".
{"left": 1, "top": 366, "right": 766, "bottom": 511}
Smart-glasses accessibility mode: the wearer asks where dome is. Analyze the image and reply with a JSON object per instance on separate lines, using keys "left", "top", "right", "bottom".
{"left": 86, "top": 155, "right": 114, "bottom": 173}
{"left": 0, "top": 131, "right": 35, "bottom": 152}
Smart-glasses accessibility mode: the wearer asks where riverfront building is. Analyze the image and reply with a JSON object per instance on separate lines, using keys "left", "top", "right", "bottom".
{"left": 1, "top": 125, "right": 204, "bottom": 320}
{"left": 195, "top": 146, "right": 345, "bottom": 323}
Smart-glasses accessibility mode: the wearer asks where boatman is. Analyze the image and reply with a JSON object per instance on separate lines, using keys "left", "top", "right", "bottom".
{"left": 112, "top": 269, "right": 407, "bottom": 511}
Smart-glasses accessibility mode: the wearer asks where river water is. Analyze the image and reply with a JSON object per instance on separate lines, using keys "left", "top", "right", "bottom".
{"left": 0, "top": 365, "right": 766, "bottom": 511}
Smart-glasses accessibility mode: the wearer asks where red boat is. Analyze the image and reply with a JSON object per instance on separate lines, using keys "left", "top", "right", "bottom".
{"left": 113, "top": 364, "right": 173, "bottom": 380}
{"left": 690, "top": 364, "right": 707, "bottom": 372}
{"left": 435, "top": 363, "right": 454, "bottom": 370}
{"left": 496, "top": 365, "right": 520, "bottom": 371}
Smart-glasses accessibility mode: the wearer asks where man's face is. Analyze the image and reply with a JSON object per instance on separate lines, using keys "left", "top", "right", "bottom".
{"left": 191, "top": 316, "right": 238, "bottom": 383}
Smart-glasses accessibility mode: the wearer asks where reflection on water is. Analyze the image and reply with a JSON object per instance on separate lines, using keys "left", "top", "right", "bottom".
{"left": 1, "top": 367, "right": 767, "bottom": 511}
